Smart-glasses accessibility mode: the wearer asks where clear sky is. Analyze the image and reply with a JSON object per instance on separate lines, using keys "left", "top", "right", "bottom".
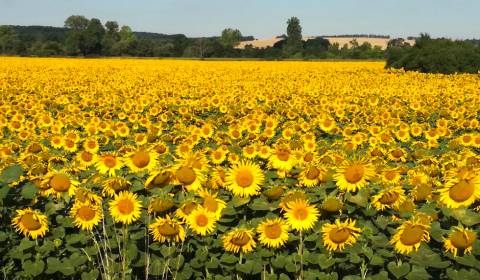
{"left": 1, "top": 0, "right": 479, "bottom": 39}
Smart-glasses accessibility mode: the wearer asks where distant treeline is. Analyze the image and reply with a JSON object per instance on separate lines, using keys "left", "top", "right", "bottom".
{"left": 0, "top": 16, "right": 387, "bottom": 59}
{"left": 319, "top": 34, "right": 390, "bottom": 39}
{"left": 386, "top": 34, "right": 480, "bottom": 74}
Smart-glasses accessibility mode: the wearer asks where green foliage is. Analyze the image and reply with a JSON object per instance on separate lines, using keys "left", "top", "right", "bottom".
{"left": 386, "top": 34, "right": 480, "bottom": 74}
{"left": 285, "top": 16, "right": 303, "bottom": 56}
{"left": 220, "top": 28, "right": 242, "bottom": 48}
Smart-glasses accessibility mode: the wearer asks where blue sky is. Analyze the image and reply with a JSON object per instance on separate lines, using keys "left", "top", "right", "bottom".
{"left": 1, "top": 0, "right": 479, "bottom": 39}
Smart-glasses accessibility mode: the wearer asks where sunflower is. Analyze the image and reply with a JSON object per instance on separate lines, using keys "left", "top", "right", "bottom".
{"left": 95, "top": 153, "right": 124, "bottom": 177}
{"left": 76, "top": 150, "right": 96, "bottom": 169}
{"left": 222, "top": 228, "right": 256, "bottom": 254}
{"left": 145, "top": 170, "right": 172, "bottom": 189}
{"left": 268, "top": 144, "right": 297, "bottom": 172}
{"left": 321, "top": 197, "right": 344, "bottom": 213}
{"left": 125, "top": 148, "right": 158, "bottom": 173}
{"left": 283, "top": 199, "right": 319, "bottom": 231}
{"left": 69, "top": 201, "right": 102, "bottom": 231}
{"left": 390, "top": 219, "right": 430, "bottom": 254}
{"left": 149, "top": 215, "right": 185, "bottom": 243}
{"left": 256, "top": 218, "right": 289, "bottom": 248}
{"left": 443, "top": 226, "right": 477, "bottom": 257}
{"left": 371, "top": 185, "right": 406, "bottom": 211}
{"left": 109, "top": 191, "right": 142, "bottom": 225}
{"left": 298, "top": 165, "right": 328, "bottom": 187}
{"left": 173, "top": 163, "right": 206, "bottom": 192}
{"left": 41, "top": 170, "right": 79, "bottom": 199}
{"left": 209, "top": 148, "right": 228, "bottom": 165}
{"left": 12, "top": 208, "right": 49, "bottom": 239}
{"left": 439, "top": 171, "right": 480, "bottom": 208}
{"left": 102, "top": 177, "right": 132, "bottom": 197}
{"left": 148, "top": 196, "right": 175, "bottom": 214}
{"left": 186, "top": 206, "right": 217, "bottom": 236}
{"left": 225, "top": 160, "right": 265, "bottom": 197}
{"left": 83, "top": 138, "right": 99, "bottom": 153}
{"left": 175, "top": 200, "right": 199, "bottom": 221}
{"left": 333, "top": 159, "right": 375, "bottom": 192}
{"left": 74, "top": 187, "right": 103, "bottom": 205}
{"left": 199, "top": 190, "right": 227, "bottom": 218}
{"left": 321, "top": 219, "right": 362, "bottom": 252}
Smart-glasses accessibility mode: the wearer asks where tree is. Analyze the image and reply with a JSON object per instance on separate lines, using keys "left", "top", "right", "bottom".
{"left": 0, "top": 26, "right": 20, "bottom": 54}
{"left": 83, "top": 18, "right": 105, "bottom": 55}
{"left": 112, "top": 26, "right": 137, "bottom": 55}
{"left": 219, "top": 28, "right": 242, "bottom": 48}
{"left": 102, "top": 21, "right": 120, "bottom": 55}
{"left": 284, "top": 17, "right": 302, "bottom": 56}
{"left": 64, "top": 15, "right": 89, "bottom": 55}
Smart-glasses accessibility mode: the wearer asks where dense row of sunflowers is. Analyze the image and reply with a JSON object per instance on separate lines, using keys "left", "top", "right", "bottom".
{"left": 0, "top": 57, "right": 479, "bottom": 279}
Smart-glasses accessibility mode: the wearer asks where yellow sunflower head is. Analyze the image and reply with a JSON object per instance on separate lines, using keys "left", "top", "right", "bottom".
{"left": 41, "top": 170, "right": 79, "bottom": 199}
{"left": 390, "top": 219, "right": 430, "bottom": 254}
{"left": 186, "top": 206, "right": 217, "bottom": 236}
{"left": 256, "top": 218, "right": 289, "bottom": 249}
{"left": 222, "top": 228, "right": 256, "bottom": 254}
{"left": 12, "top": 208, "right": 49, "bottom": 239}
{"left": 148, "top": 196, "right": 175, "bottom": 214}
{"left": 321, "top": 218, "right": 362, "bottom": 252}
{"left": 108, "top": 191, "right": 142, "bottom": 225}
{"left": 149, "top": 215, "right": 185, "bottom": 243}
{"left": 102, "top": 177, "right": 132, "bottom": 197}
{"left": 69, "top": 201, "right": 102, "bottom": 231}
{"left": 283, "top": 199, "right": 319, "bottom": 232}
{"left": 333, "top": 159, "right": 375, "bottom": 192}
{"left": 371, "top": 185, "right": 406, "bottom": 211}
{"left": 95, "top": 153, "right": 124, "bottom": 177}
{"left": 443, "top": 225, "right": 477, "bottom": 257}
{"left": 145, "top": 170, "right": 172, "bottom": 189}
{"left": 439, "top": 173, "right": 480, "bottom": 208}
{"left": 225, "top": 160, "right": 265, "bottom": 197}
{"left": 126, "top": 148, "right": 158, "bottom": 173}
{"left": 199, "top": 190, "right": 227, "bottom": 219}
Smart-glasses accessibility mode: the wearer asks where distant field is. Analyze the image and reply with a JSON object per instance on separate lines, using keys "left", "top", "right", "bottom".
{"left": 236, "top": 36, "right": 415, "bottom": 49}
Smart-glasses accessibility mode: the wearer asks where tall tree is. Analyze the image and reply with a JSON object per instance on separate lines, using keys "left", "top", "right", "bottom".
{"left": 112, "top": 26, "right": 137, "bottom": 55}
{"left": 219, "top": 28, "right": 242, "bottom": 48}
{"left": 102, "top": 21, "right": 120, "bottom": 55}
{"left": 285, "top": 17, "right": 303, "bottom": 56}
{"left": 0, "top": 26, "right": 20, "bottom": 54}
{"left": 83, "top": 18, "right": 105, "bottom": 55}
{"left": 64, "top": 15, "right": 89, "bottom": 55}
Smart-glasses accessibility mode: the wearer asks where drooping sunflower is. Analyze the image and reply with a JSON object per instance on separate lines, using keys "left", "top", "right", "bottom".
{"left": 222, "top": 228, "right": 256, "bottom": 254}
{"left": 268, "top": 144, "right": 297, "bottom": 172}
{"left": 95, "top": 153, "right": 124, "bottom": 177}
{"left": 298, "top": 165, "right": 328, "bottom": 187}
{"left": 125, "top": 148, "right": 158, "bottom": 173}
{"left": 74, "top": 187, "right": 103, "bottom": 205}
{"left": 41, "top": 170, "right": 79, "bottom": 199}
{"left": 321, "top": 219, "right": 362, "bottom": 252}
{"left": 12, "top": 208, "right": 49, "bottom": 239}
{"left": 186, "top": 206, "right": 217, "bottom": 236}
{"left": 371, "top": 185, "right": 406, "bottom": 211}
{"left": 69, "top": 201, "right": 103, "bottom": 231}
{"left": 109, "top": 191, "right": 142, "bottom": 225}
{"left": 439, "top": 170, "right": 480, "bottom": 208}
{"left": 175, "top": 200, "right": 199, "bottom": 221}
{"left": 225, "top": 160, "right": 265, "bottom": 197}
{"left": 443, "top": 225, "right": 477, "bottom": 257}
{"left": 256, "top": 218, "right": 289, "bottom": 249}
{"left": 148, "top": 196, "right": 175, "bottom": 214}
{"left": 199, "top": 190, "right": 227, "bottom": 218}
{"left": 102, "top": 177, "right": 132, "bottom": 197}
{"left": 333, "top": 159, "right": 375, "bottom": 192}
{"left": 173, "top": 164, "right": 206, "bottom": 192}
{"left": 149, "top": 215, "right": 185, "bottom": 243}
{"left": 145, "top": 170, "right": 172, "bottom": 189}
{"left": 283, "top": 199, "right": 319, "bottom": 231}
{"left": 390, "top": 219, "right": 430, "bottom": 254}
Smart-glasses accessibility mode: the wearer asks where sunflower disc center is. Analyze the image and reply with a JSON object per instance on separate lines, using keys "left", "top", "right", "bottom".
{"left": 235, "top": 169, "right": 254, "bottom": 188}
{"left": 20, "top": 213, "right": 42, "bottom": 230}
{"left": 344, "top": 165, "right": 365, "bottom": 184}
{"left": 400, "top": 225, "right": 424, "bottom": 246}
{"left": 329, "top": 228, "right": 351, "bottom": 244}
{"left": 449, "top": 180, "right": 475, "bottom": 202}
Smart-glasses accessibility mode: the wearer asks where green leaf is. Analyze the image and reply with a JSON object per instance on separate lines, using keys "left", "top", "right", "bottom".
{"left": 387, "top": 261, "right": 410, "bottom": 279}
{"left": 374, "top": 215, "right": 390, "bottom": 230}
{"left": 271, "top": 255, "right": 287, "bottom": 269}
{"left": 81, "top": 269, "right": 100, "bottom": 280}
{"left": 46, "top": 257, "right": 62, "bottom": 274}
{"left": 0, "top": 164, "right": 23, "bottom": 184}
{"left": 236, "top": 261, "right": 252, "bottom": 274}
{"left": 405, "top": 265, "right": 431, "bottom": 280}
{"left": 346, "top": 189, "right": 368, "bottom": 207}
{"left": 22, "top": 260, "right": 44, "bottom": 277}
{"left": 248, "top": 198, "right": 271, "bottom": 211}
{"left": 220, "top": 253, "right": 237, "bottom": 264}
{"left": 20, "top": 182, "right": 38, "bottom": 199}
{"left": 317, "top": 254, "right": 335, "bottom": 270}
{"left": 18, "top": 239, "right": 36, "bottom": 251}
{"left": 160, "top": 245, "right": 175, "bottom": 257}
{"left": 285, "top": 262, "right": 297, "bottom": 273}
{"left": 232, "top": 196, "right": 250, "bottom": 207}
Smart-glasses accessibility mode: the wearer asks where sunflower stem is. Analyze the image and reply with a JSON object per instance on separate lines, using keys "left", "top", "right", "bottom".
{"left": 299, "top": 230, "right": 304, "bottom": 280}
{"left": 121, "top": 224, "right": 128, "bottom": 280}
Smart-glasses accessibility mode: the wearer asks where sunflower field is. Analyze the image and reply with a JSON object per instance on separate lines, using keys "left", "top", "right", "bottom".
{"left": 0, "top": 57, "right": 479, "bottom": 280}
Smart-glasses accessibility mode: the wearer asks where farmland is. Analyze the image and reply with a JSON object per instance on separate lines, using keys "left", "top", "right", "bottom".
{"left": 0, "top": 57, "right": 479, "bottom": 279}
